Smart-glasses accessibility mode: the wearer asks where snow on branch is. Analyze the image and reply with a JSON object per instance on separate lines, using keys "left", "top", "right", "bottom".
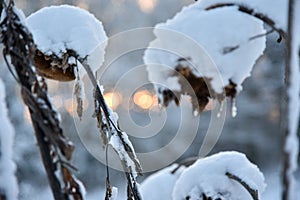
{"left": 0, "top": 2, "right": 84, "bottom": 199}
{"left": 0, "top": 79, "right": 18, "bottom": 200}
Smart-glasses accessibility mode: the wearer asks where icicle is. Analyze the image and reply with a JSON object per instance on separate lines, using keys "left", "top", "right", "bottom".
{"left": 217, "top": 100, "right": 224, "bottom": 118}
{"left": 231, "top": 98, "right": 237, "bottom": 118}
{"left": 193, "top": 110, "right": 199, "bottom": 117}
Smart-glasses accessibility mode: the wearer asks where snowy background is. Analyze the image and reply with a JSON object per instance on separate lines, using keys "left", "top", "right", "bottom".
{"left": 0, "top": 0, "right": 299, "bottom": 199}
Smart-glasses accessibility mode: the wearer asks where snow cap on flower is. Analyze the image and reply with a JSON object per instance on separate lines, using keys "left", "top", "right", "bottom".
{"left": 27, "top": 5, "right": 107, "bottom": 78}
{"left": 173, "top": 151, "right": 266, "bottom": 200}
{"left": 144, "top": 3, "right": 266, "bottom": 113}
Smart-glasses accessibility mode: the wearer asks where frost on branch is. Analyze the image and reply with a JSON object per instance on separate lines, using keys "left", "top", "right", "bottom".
{"left": 0, "top": 79, "right": 18, "bottom": 200}
{"left": 172, "top": 151, "right": 266, "bottom": 200}
{"left": 144, "top": 2, "right": 266, "bottom": 114}
{"left": 0, "top": 2, "right": 84, "bottom": 199}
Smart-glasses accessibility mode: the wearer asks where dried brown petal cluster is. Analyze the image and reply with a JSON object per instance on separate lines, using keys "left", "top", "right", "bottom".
{"left": 158, "top": 59, "right": 237, "bottom": 113}
{"left": 34, "top": 50, "right": 76, "bottom": 81}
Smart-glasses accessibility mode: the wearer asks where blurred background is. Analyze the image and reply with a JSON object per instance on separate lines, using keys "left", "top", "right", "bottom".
{"left": 0, "top": 0, "right": 298, "bottom": 199}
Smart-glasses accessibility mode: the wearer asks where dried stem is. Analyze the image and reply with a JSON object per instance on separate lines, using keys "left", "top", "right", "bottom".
{"left": 0, "top": 1, "right": 83, "bottom": 199}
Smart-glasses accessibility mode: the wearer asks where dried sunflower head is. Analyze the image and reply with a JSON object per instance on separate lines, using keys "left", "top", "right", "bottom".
{"left": 157, "top": 59, "right": 238, "bottom": 114}
{"left": 34, "top": 50, "right": 76, "bottom": 81}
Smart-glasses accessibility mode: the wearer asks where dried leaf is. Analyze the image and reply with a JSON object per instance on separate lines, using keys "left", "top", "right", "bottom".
{"left": 74, "top": 76, "right": 84, "bottom": 120}
{"left": 33, "top": 50, "right": 76, "bottom": 81}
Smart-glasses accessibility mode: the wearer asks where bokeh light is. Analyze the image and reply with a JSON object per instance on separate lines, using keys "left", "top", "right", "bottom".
{"left": 136, "top": 0, "right": 157, "bottom": 13}
{"left": 104, "top": 92, "right": 122, "bottom": 110}
{"left": 133, "top": 90, "right": 154, "bottom": 110}
{"left": 52, "top": 95, "right": 63, "bottom": 109}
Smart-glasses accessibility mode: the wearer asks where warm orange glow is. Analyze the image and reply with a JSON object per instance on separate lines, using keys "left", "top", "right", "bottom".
{"left": 152, "top": 94, "right": 159, "bottom": 107}
{"left": 104, "top": 92, "right": 122, "bottom": 110}
{"left": 133, "top": 90, "right": 154, "bottom": 110}
{"left": 83, "top": 99, "right": 89, "bottom": 110}
{"left": 64, "top": 98, "right": 75, "bottom": 115}
{"left": 76, "top": 0, "right": 89, "bottom": 10}
{"left": 52, "top": 95, "right": 63, "bottom": 109}
{"left": 136, "top": 0, "right": 157, "bottom": 13}
{"left": 64, "top": 98, "right": 89, "bottom": 116}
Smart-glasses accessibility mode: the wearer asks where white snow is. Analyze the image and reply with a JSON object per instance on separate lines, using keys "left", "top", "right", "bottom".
{"left": 75, "top": 176, "right": 87, "bottom": 198}
{"left": 172, "top": 151, "right": 266, "bottom": 200}
{"left": 0, "top": 79, "right": 18, "bottom": 200}
{"left": 144, "top": 3, "right": 266, "bottom": 96}
{"left": 26, "top": 5, "right": 107, "bottom": 73}
{"left": 110, "top": 187, "right": 118, "bottom": 200}
{"left": 109, "top": 131, "right": 140, "bottom": 178}
{"left": 140, "top": 164, "right": 185, "bottom": 200}
{"left": 140, "top": 151, "right": 265, "bottom": 200}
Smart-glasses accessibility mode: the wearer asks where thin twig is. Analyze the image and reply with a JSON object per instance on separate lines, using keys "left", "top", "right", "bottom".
{"left": 249, "top": 29, "right": 275, "bottom": 41}
{"left": 223, "top": 28, "right": 275, "bottom": 55}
